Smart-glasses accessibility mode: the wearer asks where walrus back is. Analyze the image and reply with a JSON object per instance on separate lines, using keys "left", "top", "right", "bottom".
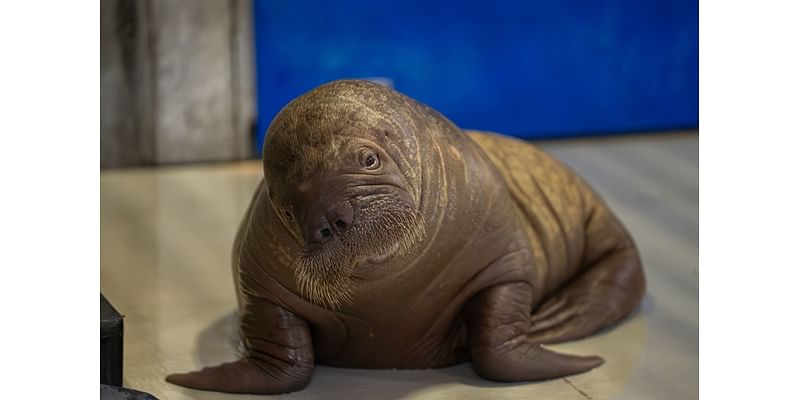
{"left": 465, "top": 130, "right": 599, "bottom": 296}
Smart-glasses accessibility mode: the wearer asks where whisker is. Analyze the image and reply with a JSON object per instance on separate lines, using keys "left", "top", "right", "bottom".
{"left": 291, "top": 194, "right": 426, "bottom": 310}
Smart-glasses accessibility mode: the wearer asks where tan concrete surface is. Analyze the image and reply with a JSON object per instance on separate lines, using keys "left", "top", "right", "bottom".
{"left": 100, "top": 131, "right": 698, "bottom": 399}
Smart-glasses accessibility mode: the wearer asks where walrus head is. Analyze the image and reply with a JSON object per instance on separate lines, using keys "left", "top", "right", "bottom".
{"left": 261, "top": 80, "right": 436, "bottom": 310}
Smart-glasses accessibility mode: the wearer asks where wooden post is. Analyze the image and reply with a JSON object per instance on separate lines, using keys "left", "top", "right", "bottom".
{"left": 101, "top": 0, "right": 255, "bottom": 168}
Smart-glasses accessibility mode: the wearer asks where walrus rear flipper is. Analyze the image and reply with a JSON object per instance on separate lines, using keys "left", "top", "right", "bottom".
{"left": 166, "top": 357, "right": 312, "bottom": 394}
{"left": 467, "top": 282, "right": 603, "bottom": 382}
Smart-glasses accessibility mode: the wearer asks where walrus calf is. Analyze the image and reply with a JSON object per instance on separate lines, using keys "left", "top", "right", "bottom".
{"left": 166, "top": 80, "right": 645, "bottom": 394}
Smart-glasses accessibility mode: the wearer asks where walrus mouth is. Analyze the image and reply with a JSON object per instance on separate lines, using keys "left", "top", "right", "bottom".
{"left": 358, "top": 241, "right": 401, "bottom": 265}
{"left": 293, "top": 194, "right": 425, "bottom": 310}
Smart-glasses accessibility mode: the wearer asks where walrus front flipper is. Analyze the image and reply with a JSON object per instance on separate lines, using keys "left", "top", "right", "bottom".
{"left": 467, "top": 282, "right": 603, "bottom": 381}
{"left": 166, "top": 357, "right": 310, "bottom": 394}
{"left": 166, "top": 299, "right": 314, "bottom": 394}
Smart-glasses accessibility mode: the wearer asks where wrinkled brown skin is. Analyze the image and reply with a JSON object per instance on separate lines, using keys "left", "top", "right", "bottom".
{"left": 166, "top": 80, "right": 645, "bottom": 394}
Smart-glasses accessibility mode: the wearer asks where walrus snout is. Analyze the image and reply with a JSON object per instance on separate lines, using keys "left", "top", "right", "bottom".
{"left": 305, "top": 200, "right": 357, "bottom": 244}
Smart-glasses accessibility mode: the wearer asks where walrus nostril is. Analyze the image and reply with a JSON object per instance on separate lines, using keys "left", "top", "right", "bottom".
{"left": 327, "top": 201, "right": 356, "bottom": 233}
{"left": 307, "top": 202, "right": 353, "bottom": 243}
{"left": 308, "top": 220, "right": 334, "bottom": 244}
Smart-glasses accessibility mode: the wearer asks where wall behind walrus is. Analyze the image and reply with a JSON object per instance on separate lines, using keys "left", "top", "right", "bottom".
{"left": 101, "top": 0, "right": 255, "bottom": 168}
{"left": 101, "top": 0, "right": 697, "bottom": 167}
{"left": 252, "top": 0, "right": 698, "bottom": 155}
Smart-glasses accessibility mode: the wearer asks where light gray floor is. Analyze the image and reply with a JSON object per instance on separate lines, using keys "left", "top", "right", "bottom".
{"left": 100, "top": 130, "right": 698, "bottom": 399}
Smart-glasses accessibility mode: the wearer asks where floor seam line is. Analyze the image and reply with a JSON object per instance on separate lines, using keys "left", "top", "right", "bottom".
{"left": 563, "top": 377, "right": 593, "bottom": 400}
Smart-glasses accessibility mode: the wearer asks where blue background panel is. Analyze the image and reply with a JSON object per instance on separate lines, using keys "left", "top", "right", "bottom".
{"left": 253, "top": 0, "right": 698, "bottom": 154}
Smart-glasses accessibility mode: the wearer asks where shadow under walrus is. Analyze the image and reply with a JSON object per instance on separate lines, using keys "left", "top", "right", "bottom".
{"left": 178, "top": 293, "right": 652, "bottom": 399}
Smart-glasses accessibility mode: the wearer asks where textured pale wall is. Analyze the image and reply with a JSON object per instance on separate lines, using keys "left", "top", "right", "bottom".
{"left": 101, "top": 0, "right": 255, "bottom": 168}
{"left": 101, "top": 0, "right": 155, "bottom": 167}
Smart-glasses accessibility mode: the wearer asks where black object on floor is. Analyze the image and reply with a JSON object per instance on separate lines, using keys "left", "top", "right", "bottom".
{"left": 101, "top": 293, "right": 124, "bottom": 386}
{"left": 101, "top": 384, "right": 159, "bottom": 400}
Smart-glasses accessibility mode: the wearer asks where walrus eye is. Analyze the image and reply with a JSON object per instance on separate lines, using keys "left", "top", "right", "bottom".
{"left": 360, "top": 149, "right": 380, "bottom": 170}
{"left": 283, "top": 210, "right": 294, "bottom": 222}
